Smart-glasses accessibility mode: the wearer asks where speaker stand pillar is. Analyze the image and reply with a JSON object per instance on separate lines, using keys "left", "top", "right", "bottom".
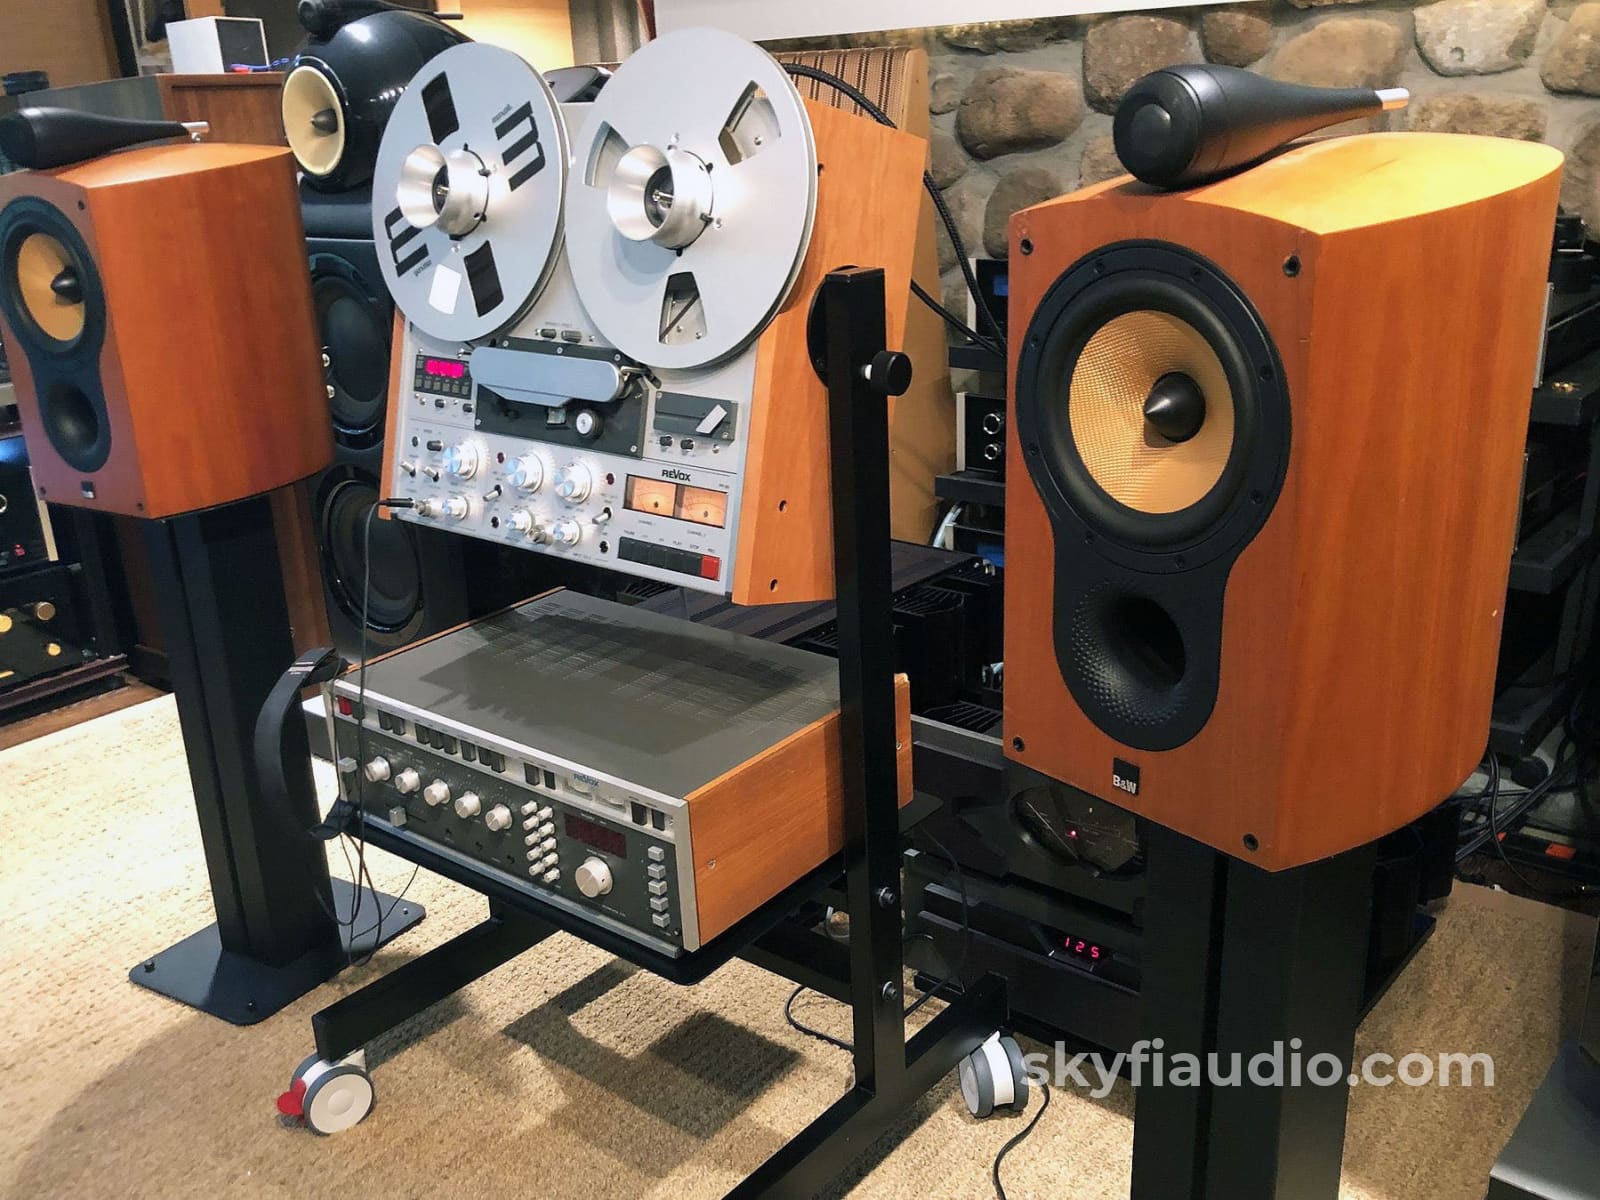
{"left": 1132, "top": 825, "right": 1376, "bottom": 1200}
{"left": 130, "top": 494, "right": 422, "bottom": 1025}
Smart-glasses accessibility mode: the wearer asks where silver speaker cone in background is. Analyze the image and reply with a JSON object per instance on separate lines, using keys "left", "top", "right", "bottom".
{"left": 563, "top": 26, "right": 818, "bottom": 371}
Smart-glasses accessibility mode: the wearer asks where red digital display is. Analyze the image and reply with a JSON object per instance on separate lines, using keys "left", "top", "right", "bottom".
{"left": 1061, "top": 935, "right": 1105, "bottom": 963}
{"left": 564, "top": 812, "right": 626, "bottom": 858}
{"left": 423, "top": 357, "right": 466, "bottom": 379}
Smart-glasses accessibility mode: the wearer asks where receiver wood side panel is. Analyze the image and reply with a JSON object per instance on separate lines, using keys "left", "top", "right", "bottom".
{"left": 688, "top": 673, "right": 912, "bottom": 943}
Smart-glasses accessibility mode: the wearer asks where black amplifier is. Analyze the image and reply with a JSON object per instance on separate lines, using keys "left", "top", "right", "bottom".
{"left": 0, "top": 432, "right": 54, "bottom": 574}
{"left": 0, "top": 562, "right": 92, "bottom": 692}
{"left": 956, "top": 392, "right": 1006, "bottom": 479}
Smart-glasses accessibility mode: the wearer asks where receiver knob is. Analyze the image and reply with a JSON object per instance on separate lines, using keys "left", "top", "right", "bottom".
{"left": 552, "top": 463, "right": 592, "bottom": 502}
{"left": 439, "top": 495, "right": 470, "bottom": 520}
{"left": 507, "top": 509, "right": 538, "bottom": 536}
{"left": 454, "top": 792, "right": 482, "bottom": 819}
{"left": 507, "top": 455, "right": 545, "bottom": 491}
{"left": 394, "top": 768, "right": 421, "bottom": 794}
{"left": 551, "top": 518, "right": 582, "bottom": 547}
{"left": 484, "top": 804, "right": 512, "bottom": 832}
{"left": 423, "top": 779, "right": 451, "bottom": 807}
{"left": 442, "top": 443, "right": 480, "bottom": 479}
{"left": 574, "top": 857, "right": 613, "bottom": 898}
{"left": 363, "top": 757, "right": 391, "bottom": 783}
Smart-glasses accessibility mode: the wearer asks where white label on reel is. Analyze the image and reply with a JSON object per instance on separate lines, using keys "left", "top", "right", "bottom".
{"left": 429, "top": 265, "right": 463, "bottom": 314}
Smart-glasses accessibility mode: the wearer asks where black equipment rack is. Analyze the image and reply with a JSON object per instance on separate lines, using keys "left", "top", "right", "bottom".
{"left": 302, "top": 267, "right": 1011, "bottom": 1197}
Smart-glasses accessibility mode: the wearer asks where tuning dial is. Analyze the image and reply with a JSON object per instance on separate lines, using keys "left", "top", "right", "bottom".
{"left": 442, "top": 443, "right": 480, "bottom": 479}
{"left": 363, "top": 757, "right": 391, "bottom": 783}
{"left": 394, "top": 768, "right": 421, "bottom": 794}
{"left": 507, "top": 455, "right": 545, "bottom": 491}
{"left": 439, "top": 495, "right": 469, "bottom": 520}
{"left": 574, "top": 857, "right": 613, "bottom": 898}
{"left": 552, "top": 463, "right": 593, "bottom": 502}
{"left": 551, "top": 518, "right": 583, "bottom": 547}
{"left": 484, "top": 804, "right": 512, "bottom": 832}
{"left": 454, "top": 792, "right": 482, "bottom": 819}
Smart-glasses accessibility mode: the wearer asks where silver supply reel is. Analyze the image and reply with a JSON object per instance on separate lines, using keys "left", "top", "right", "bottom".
{"left": 370, "top": 42, "right": 570, "bottom": 345}
{"left": 562, "top": 25, "right": 819, "bottom": 371}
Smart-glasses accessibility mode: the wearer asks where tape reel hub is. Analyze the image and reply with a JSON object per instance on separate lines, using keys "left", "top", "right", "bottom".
{"left": 565, "top": 26, "right": 818, "bottom": 369}
{"left": 608, "top": 144, "right": 713, "bottom": 249}
{"left": 397, "top": 144, "right": 489, "bottom": 238}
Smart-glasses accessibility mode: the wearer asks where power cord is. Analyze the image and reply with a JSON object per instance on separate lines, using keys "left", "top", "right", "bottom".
{"left": 992, "top": 1081, "right": 1051, "bottom": 1200}
{"left": 778, "top": 62, "right": 1005, "bottom": 358}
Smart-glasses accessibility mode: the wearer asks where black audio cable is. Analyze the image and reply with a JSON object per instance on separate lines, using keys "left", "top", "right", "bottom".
{"left": 779, "top": 62, "right": 1006, "bottom": 359}
{"left": 343, "top": 496, "right": 422, "bottom": 967}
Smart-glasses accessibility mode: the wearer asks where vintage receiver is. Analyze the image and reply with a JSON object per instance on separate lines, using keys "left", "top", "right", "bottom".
{"left": 327, "top": 589, "right": 912, "bottom": 954}
{"left": 369, "top": 29, "right": 925, "bottom": 604}
{"left": 1004, "top": 133, "right": 1563, "bottom": 870}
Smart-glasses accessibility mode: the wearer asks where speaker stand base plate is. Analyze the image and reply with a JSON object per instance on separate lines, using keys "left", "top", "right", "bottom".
{"left": 128, "top": 879, "right": 426, "bottom": 1025}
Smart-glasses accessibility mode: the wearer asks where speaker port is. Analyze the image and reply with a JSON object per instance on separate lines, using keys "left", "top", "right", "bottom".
{"left": 41, "top": 380, "right": 109, "bottom": 473}
{"left": 1070, "top": 588, "right": 1191, "bottom": 736}
{"left": 1104, "top": 595, "right": 1186, "bottom": 693}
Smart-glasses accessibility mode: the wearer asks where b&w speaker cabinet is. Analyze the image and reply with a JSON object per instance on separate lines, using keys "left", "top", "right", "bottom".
{"left": 0, "top": 143, "right": 330, "bottom": 518}
{"left": 1004, "top": 133, "right": 1562, "bottom": 871}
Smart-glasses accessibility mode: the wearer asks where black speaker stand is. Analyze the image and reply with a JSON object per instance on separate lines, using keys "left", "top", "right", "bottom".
{"left": 1132, "top": 824, "right": 1377, "bottom": 1198}
{"left": 131, "top": 494, "right": 422, "bottom": 1025}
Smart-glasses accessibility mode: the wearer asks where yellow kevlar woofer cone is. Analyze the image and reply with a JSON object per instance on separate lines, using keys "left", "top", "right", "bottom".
{"left": 283, "top": 65, "right": 345, "bottom": 178}
{"left": 1068, "top": 310, "right": 1235, "bottom": 514}
{"left": 16, "top": 232, "right": 86, "bottom": 344}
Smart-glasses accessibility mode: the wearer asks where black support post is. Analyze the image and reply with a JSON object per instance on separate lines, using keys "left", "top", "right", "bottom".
{"left": 129, "top": 494, "right": 421, "bottom": 1024}
{"left": 1134, "top": 825, "right": 1376, "bottom": 1200}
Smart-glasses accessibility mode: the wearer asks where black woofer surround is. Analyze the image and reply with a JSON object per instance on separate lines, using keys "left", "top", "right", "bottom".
{"left": 311, "top": 252, "right": 391, "bottom": 449}
{"left": 0, "top": 198, "right": 112, "bottom": 474}
{"left": 1015, "top": 241, "right": 1291, "bottom": 751}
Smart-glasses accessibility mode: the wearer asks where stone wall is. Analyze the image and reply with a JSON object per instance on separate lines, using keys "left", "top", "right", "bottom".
{"left": 771, "top": 1, "right": 1600, "bottom": 316}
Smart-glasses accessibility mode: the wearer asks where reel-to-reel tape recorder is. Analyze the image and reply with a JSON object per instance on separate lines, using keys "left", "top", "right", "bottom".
{"left": 371, "top": 27, "right": 926, "bottom": 604}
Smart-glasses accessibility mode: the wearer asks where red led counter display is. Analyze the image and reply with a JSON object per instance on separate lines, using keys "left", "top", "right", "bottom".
{"left": 564, "top": 811, "right": 626, "bottom": 858}
{"left": 423, "top": 357, "right": 466, "bottom": 379}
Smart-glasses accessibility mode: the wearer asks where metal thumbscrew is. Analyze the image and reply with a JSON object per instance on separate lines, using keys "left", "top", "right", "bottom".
{"left": 862, "top": 350, "right": 912, "bottom": 397}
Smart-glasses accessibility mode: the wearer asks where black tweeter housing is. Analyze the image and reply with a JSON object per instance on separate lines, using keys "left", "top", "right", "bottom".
{"left": 1113, "top": 64, "right": 1409, "bottom": 190}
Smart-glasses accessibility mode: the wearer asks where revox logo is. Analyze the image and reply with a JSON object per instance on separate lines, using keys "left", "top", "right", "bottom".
{"left": 1112, "top": 758, "right": 1140, "bottom": 797}
{"left": 661, "top": 468, "right": 692, "bottom": 482}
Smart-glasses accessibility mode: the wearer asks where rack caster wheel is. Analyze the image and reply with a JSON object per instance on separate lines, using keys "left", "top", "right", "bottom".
{"left": 959, "top": 1033, "right": 1029, "bottom": 1118}
{"left": 278, "top": 1050, "right": 374, "bottom": 1134}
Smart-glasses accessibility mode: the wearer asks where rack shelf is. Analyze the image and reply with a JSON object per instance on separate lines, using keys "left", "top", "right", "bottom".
{"left": 1509, "top": 506, "right": 1596, "bottom": 594}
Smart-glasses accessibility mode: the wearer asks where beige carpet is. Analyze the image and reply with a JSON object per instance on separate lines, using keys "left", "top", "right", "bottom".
{"left": 0, "top": 694, "right": 1593, "bottom": 1200}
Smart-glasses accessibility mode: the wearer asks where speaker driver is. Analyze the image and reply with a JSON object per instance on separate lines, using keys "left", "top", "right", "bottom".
{"left": 283, "top": 65, "right": 346, "bottom": 183}
{"left": 311, "top": 257, "right": 389, "bottom": 446}
{"left": 13, "top": 231, "right": 87, "bottom": 347}
{"left": 1068, "top": 310, "right": 1234, "bottom": 515}
{"left": 318, "top": 472, "right": 424, "bottom": 639}
{"left": 1017, "top": 241, "right": 1289, "bottom": 563}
